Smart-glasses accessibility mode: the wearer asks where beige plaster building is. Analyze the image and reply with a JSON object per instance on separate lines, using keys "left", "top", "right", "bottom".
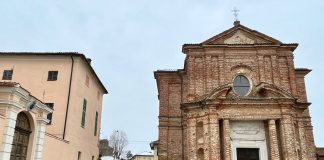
{"left": 0, "top": 53, "right": 107, "bottom": 160}
{"left": 130, "top": 152, "right": 154, "bottom": 160}
{"left": 154, "top": 21, "right": 317, "bottom": 160}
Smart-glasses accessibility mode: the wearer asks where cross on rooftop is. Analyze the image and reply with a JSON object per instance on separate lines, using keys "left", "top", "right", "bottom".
{"left": 232, "top": 7, "right": 240, "bottom": 21}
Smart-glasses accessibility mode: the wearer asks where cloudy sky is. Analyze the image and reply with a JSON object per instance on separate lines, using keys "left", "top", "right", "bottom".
{"left": 0, "top": 0, "right": 323, "bottom": 154}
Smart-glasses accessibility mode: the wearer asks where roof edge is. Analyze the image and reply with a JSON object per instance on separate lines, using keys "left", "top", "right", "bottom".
{"left": 0, "top": 52, "right": 108, "bottom": 94}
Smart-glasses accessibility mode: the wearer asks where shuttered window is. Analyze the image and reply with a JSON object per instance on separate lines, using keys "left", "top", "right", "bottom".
{"left": 81, "top": 99, "right": 87, "bottom": 128}
{"left": 94, "top": 111, "right": 98, "bottom": 136}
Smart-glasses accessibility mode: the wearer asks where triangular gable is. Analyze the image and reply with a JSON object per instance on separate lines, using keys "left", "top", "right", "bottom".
{"left": 201, "top": 22, "right": 282, "bottom": 45}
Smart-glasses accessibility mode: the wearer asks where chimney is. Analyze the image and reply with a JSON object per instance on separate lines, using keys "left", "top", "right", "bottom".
{"left": 86, "top": 58, "right": 92, "bottom": 65}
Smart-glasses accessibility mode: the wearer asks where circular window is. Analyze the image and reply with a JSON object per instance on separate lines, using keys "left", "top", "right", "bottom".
{"left": 233, "top": 75, "right": 250, "bottom": 96}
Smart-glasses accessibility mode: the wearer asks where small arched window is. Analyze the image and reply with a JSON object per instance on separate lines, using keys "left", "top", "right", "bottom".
{"left": 233, "top": 75, "right": 250, "bottom": 96}
{"left": 197, "top": 148, "right": 204, "bottom": 160}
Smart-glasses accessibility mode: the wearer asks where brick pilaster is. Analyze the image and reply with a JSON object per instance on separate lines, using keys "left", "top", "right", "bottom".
{"left": 188, "top": 56, "right": 195, "bottom": 98}
{"left": 287, "top": 55, "right": 298, "bottom": 97}
{"left": 187, "top": 118, "right": 197, "bottom": 160}
{"left": 223, "top": 119, "right": 231, "bottom": 160}
{"left": 268, "top": 119, "right": 280, "bottom": 160}
{"left": 209, "top": 115, "right": 220, "bottom": 160}
{"left": 203, "top": 118, "right": 209, "bottom": 160}
{"left": 281, "top": 117, "right": 298, "bottom": 160}
{"left": 298, "top": 121, "right": 308, "bottom": 160}
{"left": 257, "top": 55, "right": 265, "bottom": 82}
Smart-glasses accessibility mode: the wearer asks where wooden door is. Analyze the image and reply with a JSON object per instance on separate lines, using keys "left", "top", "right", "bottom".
{"left": 10, "top": 112, "right": 31, "bottom": 160}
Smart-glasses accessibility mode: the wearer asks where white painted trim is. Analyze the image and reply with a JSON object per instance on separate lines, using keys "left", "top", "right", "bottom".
{"left": 230, "top": 121, "right": 268, "bottom": 160}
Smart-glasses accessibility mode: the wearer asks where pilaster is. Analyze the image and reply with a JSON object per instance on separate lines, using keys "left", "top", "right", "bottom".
{"left": 209, "top": 115, "right": 220, "bottom": 160}
{"left": 187, "top": 118, "right": 196, "bottom": 160}
{"left": 223, "top": 119, "right": 231, "bottom": 160}
{"left": 298, "top": 121, "right": 307, "bottom": 160}
{"left": 34, "top": 118, "right": 49, "bottom": 160}
{"left": 268, "top": 119, "right": 280, "bottom": 160}
{"left": 0, "top": 108, "right": 18, "bottom": 160}
{"left": 280, "top": 117, "right": 298, "bottom": 160}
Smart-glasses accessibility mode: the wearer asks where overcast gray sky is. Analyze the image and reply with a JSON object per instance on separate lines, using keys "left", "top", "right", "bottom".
{"left": 0, "top": 0, "right": 323, "bottom": 154}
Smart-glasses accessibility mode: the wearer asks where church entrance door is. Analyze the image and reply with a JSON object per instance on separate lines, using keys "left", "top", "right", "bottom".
{"left": 10, "top": 112, "right": 31, "bottom": 160}
{"left": 236, "top": 148, "right": 260, "bottom": 160}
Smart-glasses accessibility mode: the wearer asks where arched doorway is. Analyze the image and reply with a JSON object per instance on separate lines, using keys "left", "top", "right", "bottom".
{"left": 10, "top": 112, "right": 32, "bottom": 160}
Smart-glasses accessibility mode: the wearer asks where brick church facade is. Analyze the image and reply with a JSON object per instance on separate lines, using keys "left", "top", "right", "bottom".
{"left": 154, "top": 21, "right": 317, "bottom": 160}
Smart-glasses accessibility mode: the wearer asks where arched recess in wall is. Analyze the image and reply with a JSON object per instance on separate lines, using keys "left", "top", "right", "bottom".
{"left": 197, "top": 148, "right": 204, "bottom": 160}
{"left": 10, "top": 112, "right": 34, "bottom": 160}
{"left": 196, "top": 122, "right": 203, "bottom": 144}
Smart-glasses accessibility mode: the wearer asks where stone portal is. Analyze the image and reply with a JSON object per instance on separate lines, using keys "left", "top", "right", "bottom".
{"left": 230, "top": 121, "right": 268, "bottom": 160}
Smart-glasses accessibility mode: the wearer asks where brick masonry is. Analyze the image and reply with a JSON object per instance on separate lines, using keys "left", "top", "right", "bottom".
{"left": 154, "top": 21, "right": 317, "bottom": 160}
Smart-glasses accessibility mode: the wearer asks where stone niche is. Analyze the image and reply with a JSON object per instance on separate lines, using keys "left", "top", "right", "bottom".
{"left": 230, "top": 121, "right": 268, "bottom": 160}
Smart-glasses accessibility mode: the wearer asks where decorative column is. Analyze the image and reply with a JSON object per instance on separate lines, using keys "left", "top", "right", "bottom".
{"left": 0, "top": 108, "right": 18, "bottom": 160}
{"left": 223, "top": 119, "right": 231, "bottom": 160}
{"left": 188, "top": 56, "right": 195, "bottom": 98}
{"left": 297, "top": 121, "right": 307, "bottom": 160}
{"left": 280, "top": 117, "right": 298, "bottom": 160}
{"left": 187, "top": 117, "right": 196, "bottom": 160}
{"left": 257, "top": 55, "right": 265, "bottom": 82}
{"left": 218, "top": 55, "right": 225, "bottom": 84}
{"left": 34, "top": 117, "right": 49, "bottom": 160}
{"left": 202, "top": 117, "right": 209, "bottom": 160}
{"left": 271, "top": 55, "right": 280, "bottom": 86}
{"left": 268, "top": 119, "right": 280, "bottom": 160}
{"left": 287, "top": 55, "right": 298, "bottom": 97}
{"left": 209, "top": 115, "right": 220, "bottom": 160}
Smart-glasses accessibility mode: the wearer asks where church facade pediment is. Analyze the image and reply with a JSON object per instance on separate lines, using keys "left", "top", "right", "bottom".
{"left": 201, "top": 22, "right": 282, "bottom": 45}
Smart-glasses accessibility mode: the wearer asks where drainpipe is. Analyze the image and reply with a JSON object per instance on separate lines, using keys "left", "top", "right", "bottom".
{"left": 63, "top": 56, "right": 74, "bottom": 139}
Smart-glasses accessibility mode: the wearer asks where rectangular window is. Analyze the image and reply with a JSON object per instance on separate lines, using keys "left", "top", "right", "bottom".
{"left": 45, "top": 103, "right": 54, "bottom": 125}
{"left": 2, "top": 70, "right": 13, "bottom": 80}
{"left": 92, "top": 156, "right": 94, "bottom": 160}
{"left": 77, "top": 151, "right": 81, "bottom": 160}
{"left": 81, "top": 99, "right": 87, "bottom": 128}
{"left": 47, "top": 71, "right": 58, "bottom": 81}
{"left": 94, "top": 111, "right": 98, "bottom": 136}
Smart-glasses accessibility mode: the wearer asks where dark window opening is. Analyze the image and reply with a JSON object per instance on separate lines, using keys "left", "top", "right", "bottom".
{"left": 236, "top": 148, "right": 260, "bottom": 160}
{"left": 233, "top": 75, "right": 250, "bottom": 96}
{"left": 94, "top": 111, "right": 98, "bottom": 136}
{"left": 2, "top": 70, "right": 13, "bottom": 80}
{"left": 47, "top": 71, "right": 58, "bottom": 81}
{"left": 77, "top": 151, "right": 81, "bottom": 160}
{"left": 45, "top": 103, "right": 54, "bottom": 125}
{"left": 81, "top": 99, "right": 87, "bottom": 128}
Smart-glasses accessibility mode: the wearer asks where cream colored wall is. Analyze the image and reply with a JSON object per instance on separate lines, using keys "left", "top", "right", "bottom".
{"left": 0, "top": 56, "right": 72, "bottom": 136}
{"left": 62, "top": 57, "right": 103, "bottom": 159}
{"left": 0, "top": 55, "right": 105, "bottom": 160}
{"left": 132, "top": 155, "right": 154, "bottom": 160}
{"left": 42, "top": 134, "right": 70, "bottom": 159}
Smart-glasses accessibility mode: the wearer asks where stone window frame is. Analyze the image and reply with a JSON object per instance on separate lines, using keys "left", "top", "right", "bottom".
{"left": 232, "top": 74, "right": 252, "bottom": 96}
